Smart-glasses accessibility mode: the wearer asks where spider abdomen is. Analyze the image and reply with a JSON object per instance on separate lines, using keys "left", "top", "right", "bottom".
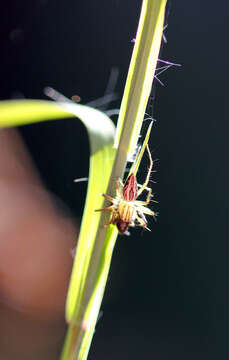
{"left": 122, "top": 173, "right": 138, "bottom": 201}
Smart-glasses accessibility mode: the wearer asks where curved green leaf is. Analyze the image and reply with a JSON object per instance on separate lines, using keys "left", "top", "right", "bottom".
{"left": 0, "top": 99, "right": 116, "bottom": 358}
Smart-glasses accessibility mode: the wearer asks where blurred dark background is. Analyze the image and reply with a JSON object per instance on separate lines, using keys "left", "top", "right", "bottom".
{"left": 1, "top": 0, "right": 228, "bottom": 359}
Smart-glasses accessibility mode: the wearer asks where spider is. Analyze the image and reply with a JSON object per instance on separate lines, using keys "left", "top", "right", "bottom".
{"left": 95, "top": 144, "right": 156, "bottom": 234}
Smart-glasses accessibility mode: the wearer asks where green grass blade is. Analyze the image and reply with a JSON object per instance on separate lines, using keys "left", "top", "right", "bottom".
{"left": 0, "top": 98, "right": 116, "bottom": 354}
{"left": 0, "top": 100, "right": 77, "bottom": 127}
{"left": 0, "top": 99, "right": 117, "bottom": 359}
{"left": 62, "top": 1, "right": 167, "bottom": 359}
{"left": 62, "top": 104, "right": 116, "bottom": 325}
{"left": 114, "top": 0, "right": 167, "bottom": 163}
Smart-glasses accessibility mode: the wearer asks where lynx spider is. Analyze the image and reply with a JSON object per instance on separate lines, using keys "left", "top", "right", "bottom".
{"left": 95, "top": 144, "right": 156, "bottom": 234}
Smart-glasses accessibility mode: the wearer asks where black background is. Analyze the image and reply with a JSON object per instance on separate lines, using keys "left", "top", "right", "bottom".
{"left": 1, "top": 1, "right": 228, "bottom": 359}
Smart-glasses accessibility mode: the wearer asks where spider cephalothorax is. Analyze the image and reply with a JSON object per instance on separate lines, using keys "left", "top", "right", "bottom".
{"left": 96, "top": 145, "right": 156, "bottom": 234}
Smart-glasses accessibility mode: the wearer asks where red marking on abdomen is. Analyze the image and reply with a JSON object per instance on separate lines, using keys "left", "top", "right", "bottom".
{"left": 123, "top": 174, "right": 138, "bottom": 201}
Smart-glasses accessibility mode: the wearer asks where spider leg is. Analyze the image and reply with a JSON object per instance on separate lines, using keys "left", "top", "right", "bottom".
{"left": 102, "top": 193, "right": 116, "bottom": 203}
{"left": 135, "top": 198, "right": 157, "bottom": 206}
{"left": 137, "top": 184, "right": 151, "bottom": 191}
{"left": 137, "top": 144, "right": 153, "bottom": 197}
{"left": 95, "top": 204, "right": 115, "bottom": 212}
{"left": 137, "top": 210, "right": 147, "bottom": 224}
{"left": 137, "top": 204, "right": 156, "bottom": 216}
{"left": 135, "top": 214, "right": 151, "bottom": 232}
{"left": 138, "top": 187, "right": 152, "bottom": 206}
{"left": 145, "top": 186, "right": 152, "bottom": 206}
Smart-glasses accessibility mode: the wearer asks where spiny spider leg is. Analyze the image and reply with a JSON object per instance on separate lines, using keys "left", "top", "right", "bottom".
{"left": 135, "top": 198, "right": 157, "bottom": 206}
{"left": 137, "top": 183, "right": 157, "bottom": 203}
{"left": 101, "top": 193, "right": 116, "bottom": 203}
{"left": 137, "top": 184, "right": 151, "bottom": 191}
{"left": 95, "top": 204, "right": 115, "bottom": 212}
{"left": 137, "top": 204, "right": 155, "bottom": 216}
{"left": 135, "top": 214, "right": 151, "bottom": 231}
{"left": 142, "top": 186, "right": 152, "bottom": 206}
{"left": 137, "top": 210, "right": 147, "bottom": 224}
{"left": 134, "top": 186, "right": 152, "bottom": 207}
{"left": 137, "top": 144, "right": 153, "bottom": 197}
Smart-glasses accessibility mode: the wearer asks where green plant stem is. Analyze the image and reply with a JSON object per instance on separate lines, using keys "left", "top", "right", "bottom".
{"left": 62, "top": 1, "right": 167, "bottom": 359}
